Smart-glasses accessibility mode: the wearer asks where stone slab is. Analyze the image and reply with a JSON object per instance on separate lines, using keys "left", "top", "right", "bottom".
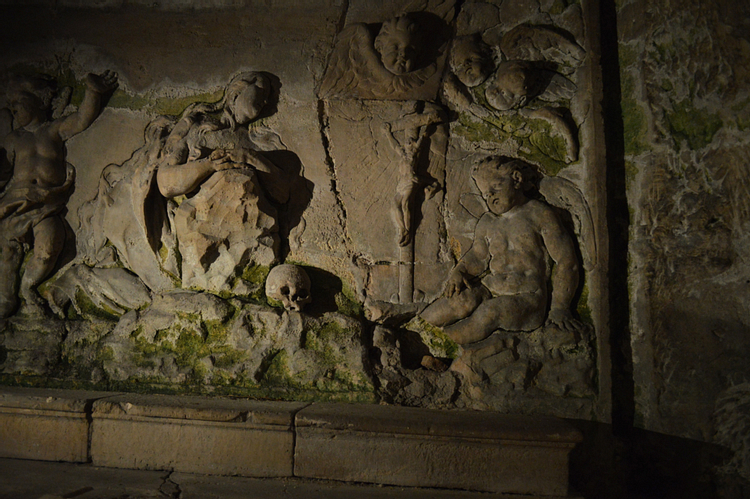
{"left": 294, "top": 403, "right": 582, "bottom": 496}
{"left": 91, "top": 394, "right": 308, "bottom": 477}
{"left": 0, "top": 386, "right": 116, "bottom": 462}
{"left": 0, "top": 457, "right": 581, "bottom": 499}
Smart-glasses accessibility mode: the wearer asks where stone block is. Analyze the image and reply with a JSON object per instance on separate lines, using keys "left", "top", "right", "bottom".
{"left": 0, "top": 386, "right": 114, "bottom": 462}
{"left": 294, "top": 403, "right": 582, "bottom": 496}
{"left": 91, "top": 394, "right": 308, "bottom": 476}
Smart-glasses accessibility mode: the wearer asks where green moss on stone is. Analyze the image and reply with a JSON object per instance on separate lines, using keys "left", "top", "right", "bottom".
{"left": 625, "top": 160, "right": 639, "bottom": 185}
{"left": 666, "top": 99, "right": 723, "bottom": 151}
{"left": 405, "top": 316, "right": 459, "bottom": 359}
{"left": 454, "top": 110, "right": 571, "bottom": 176}
{"left": 73, "top": 289, "right": 121, "bottom": 322}
{"left": 235, "top": 264, "right": 270, "bottom": 302}
{"left": 260, "top": 349, "right": 293, "bottom": 385}
{"left": 576, "top": 281, "right": 593, "bottom": 325}
{"left": 242, "top": 264, "right": 270, "bottom": 285}
{"left": 620, "top": 72, "right": 649, "bottom": 156}
{"left": 106, "top": 88, "right": 224, "bottom": 116}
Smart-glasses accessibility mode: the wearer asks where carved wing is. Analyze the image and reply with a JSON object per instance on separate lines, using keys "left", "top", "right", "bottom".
{"left": 501, "top": 25, "right": 585, "bottom": 68}
{"left": 538, "top": 176, "right": 597, "bottom": 270}
{"left": 520, "top": 106, "right": 579, "bottom": 163}
{"left": 318, "top": 22, "right": 438, "bottom": 100}
{"left": 318, "top": 24, "right": 377, "bottom": 99}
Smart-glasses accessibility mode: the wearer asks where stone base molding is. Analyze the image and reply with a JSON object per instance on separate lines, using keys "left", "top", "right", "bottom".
{"left": 0, "top": 387, "right": 582, "bottom": 497}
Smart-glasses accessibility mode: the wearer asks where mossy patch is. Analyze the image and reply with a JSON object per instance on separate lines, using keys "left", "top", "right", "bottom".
{"left": 576, "top": 281, "right": 593, "bottom": 325}
{"left": 239, "top": 264, "right": 270, "bottom": 302}
{"left": 666, "top": 99, "right": 723, "bottom": 151}
{"left": 454, "top": 110, "right": 571, "bottom": 176}
{"left": 130, "top": 315, "right": 247, "bottom": 385}
{"left": 69, "top": 289, "right": 122, "bottom": 322}
{"left": 304, "top": 320, "right": 352, "bottom": 368}
{"left": 625, "top": 160, "right": 639, "bottom": 185}
{"left": 404, "top": 316, "right": 459, "bottom": 359}
{"left": 620, "top": 71, "right": 649, "bottom": 156}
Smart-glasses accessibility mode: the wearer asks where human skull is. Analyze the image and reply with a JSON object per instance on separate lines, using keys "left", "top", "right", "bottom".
{"left": 265, "top": 264, "right": 312, "bottom": 312}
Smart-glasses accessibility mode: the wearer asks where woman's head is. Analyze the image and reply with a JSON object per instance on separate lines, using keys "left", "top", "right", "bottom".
{"left": 222, "top": 72, "right": 271, "bottom": 127}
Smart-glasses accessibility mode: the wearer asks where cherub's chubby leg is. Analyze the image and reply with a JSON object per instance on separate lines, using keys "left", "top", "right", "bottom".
{"left": 0, "top": 240, "right": 24, "bottom": 318}
{"left": 19, "top": 216, "right": 65, "bottom": 308}
{"left": 420, "top": 285, "right": 491, "bottom": 328}
{"left": 442, "top": 292, "right": 546, "bottom": 345}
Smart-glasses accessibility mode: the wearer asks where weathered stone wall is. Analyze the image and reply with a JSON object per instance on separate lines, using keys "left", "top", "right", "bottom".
{"left": 619, "top": 0, "right": 750, "bottom": 460}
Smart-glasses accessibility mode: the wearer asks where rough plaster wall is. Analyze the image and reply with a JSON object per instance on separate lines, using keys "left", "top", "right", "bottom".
{"left": 619, "top": 0, "right": 750, "bottom": 442}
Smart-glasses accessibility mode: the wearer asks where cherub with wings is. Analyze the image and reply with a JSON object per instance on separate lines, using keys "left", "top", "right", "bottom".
{"left": 318, "top": 14, "right": 442, "bottom": 100}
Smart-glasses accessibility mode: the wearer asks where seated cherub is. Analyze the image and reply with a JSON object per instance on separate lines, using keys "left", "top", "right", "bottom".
{"left": 367, "top": 156, "right": 582, "bottom": 346}
{"left": 420, "top": 156, "right": 581, "bottom": 344}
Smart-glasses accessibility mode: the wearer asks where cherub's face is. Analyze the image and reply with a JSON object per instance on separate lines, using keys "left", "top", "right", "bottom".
{"left": 451, "top": 44, "right": 493, "bottom": 88}
{"left": 476, "top": 168, "right": 523, "bottom": 215}
{"left": 228, "top": 81, "right": 267, "bottom": 125}
{"left": 377, "top": 30, "right": 418, "bottom": 75}
{"left": 7, "top": 91, "right": 45, "bottom": 128}
{"left": 486, "top": 64, "right": 531, "bottom": 111}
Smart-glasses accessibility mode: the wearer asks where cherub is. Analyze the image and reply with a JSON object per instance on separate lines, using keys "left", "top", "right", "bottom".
{"left": 367, "top": 156, "right": 582, "bottom": 345}
{"left": 443, "top": 33, "right": 581, "bottom": 163}
{"left": 318, "top": 13, "right": 447, "bottom": 100}
{"left": 0, "top": 71, "right": 117, "bottom": 318}
{"left": 373, "top": 15, "right": 424, "bottom": 76}
{"left": 419, "top": 156, "right": 581, "bottom": 344}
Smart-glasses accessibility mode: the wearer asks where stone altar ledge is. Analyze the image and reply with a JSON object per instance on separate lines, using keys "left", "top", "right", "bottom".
{"left": 295, "top": 402, "right": 582, "bottom": 496}
{"left": 0, "top": 387, "right": 582, "bottom": 497}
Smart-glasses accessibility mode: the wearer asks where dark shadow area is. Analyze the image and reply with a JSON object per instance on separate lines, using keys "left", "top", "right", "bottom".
{"left": 567, "top": 420, "right": 747, "bottom": 499}
{"left": 600, "top": 0, "right": 633, "bottom": 436}
{"left": 300, "top": 266, "right": 349, "bottom": 316}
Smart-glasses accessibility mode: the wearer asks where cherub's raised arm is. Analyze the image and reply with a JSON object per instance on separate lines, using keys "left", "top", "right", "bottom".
{"left": 57, "top": 71, "right": 118, "bottom": 140}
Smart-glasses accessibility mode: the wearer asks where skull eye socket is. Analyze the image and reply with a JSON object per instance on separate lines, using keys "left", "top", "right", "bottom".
{"left": 280, "top": 285, "right": 290, "bottom": 296}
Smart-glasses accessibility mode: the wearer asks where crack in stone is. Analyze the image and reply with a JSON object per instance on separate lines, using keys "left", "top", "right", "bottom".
{"left": 159, "top": 471, "right": 181, "bottom": 499}
{"left": 317, "top": 99, "right": 353, "bottom": 248}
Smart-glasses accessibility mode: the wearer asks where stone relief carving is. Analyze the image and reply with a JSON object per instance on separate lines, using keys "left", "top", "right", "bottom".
{"left": 266, "top": 264, "right": 312, "bottom": 312}
{"left": 365, "top": 157, "right": 593, "bottom": 399}
{"left": 443, "top": 26, "right": 583, "bottom": 167}
{"left": 319, "top": 13, "right": 451, "bottom": 101}
{"left": 318, "top": 11, "right": 453, "bottom": 307}
{"left": 0, "top": 71, "right": 117, "bottom": 319}
{"left": 0, "top": 1, "right": 602, "bottom": 419}
{"left": 48, "top": 71, "right": 308, "bottom": 314}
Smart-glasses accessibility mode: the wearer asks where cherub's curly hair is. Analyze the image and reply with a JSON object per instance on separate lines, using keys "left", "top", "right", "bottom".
{"left": 448, "top": 35, "right": 493, "bottom": 74}
{"left": 374, "top": 15, "right": 422, "bottom": 56}
{"left": 472, "top": 156, "right": 541, "bottom": 193}
{"left": 7, "top": 74, "right": 57, "bottom": 112}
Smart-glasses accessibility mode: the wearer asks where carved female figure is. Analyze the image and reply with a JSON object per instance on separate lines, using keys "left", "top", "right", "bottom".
{"left": 75, "top": 72, "right": 292, "bottom": 300}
